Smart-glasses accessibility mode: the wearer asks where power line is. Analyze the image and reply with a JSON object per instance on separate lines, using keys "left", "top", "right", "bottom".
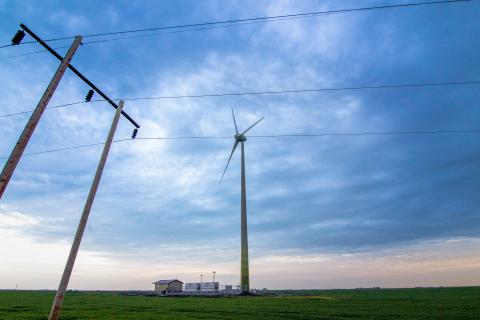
{"left": 137, "top": 136, "right": 230, "bottom": 140}
{"left": 0, "top": 139, "right": 131, "bottom": 159}
{"left": 81, "top": 15, "right": 315, "bottom": 45}
{"left": 1, "top": 80, "right": 479, "bottom": 119}
{"left": 1, "top": 18, "right": 310, "bottom": 61}
{"left": 80, "top": 0, "right": 472, "bottom": 39}
{"left": 249, "top": 130, "right": 480, "bottom": 138}
{"left": 1, "top": 0, "right": 470, "bottom": 48}
{"left": 0, "top": 20, "right": 280, "bottom": 61}
{"left": 0, "top": 0, "right": 471, "bottom": 61}
{"left": 0, "top": 101, "right": 85, "bottom": 118}
{"left": 1, "top": 129, "right": 478, "bottom": 160}
{"left": 0, "top": 45, "right": 70, "bottom": 61}
{"left": 54, "top": 0, "right": 474, "bottom": 47}
{"left": 118, "top": 80, "right": 480, "bottom": 101}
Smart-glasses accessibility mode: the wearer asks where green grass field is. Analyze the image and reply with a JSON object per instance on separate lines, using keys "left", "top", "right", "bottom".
{"left": 0, "top": 287, "right": 479, "bottom": 320}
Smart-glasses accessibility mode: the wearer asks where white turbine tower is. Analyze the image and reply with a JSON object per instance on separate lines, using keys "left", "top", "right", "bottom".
{"left": 221, "top": 109, "right": 263, "bottom": 294}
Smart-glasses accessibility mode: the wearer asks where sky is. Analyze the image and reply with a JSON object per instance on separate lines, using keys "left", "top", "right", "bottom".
{"left": 0, "top": 0, "right": 479, "bottom": 290}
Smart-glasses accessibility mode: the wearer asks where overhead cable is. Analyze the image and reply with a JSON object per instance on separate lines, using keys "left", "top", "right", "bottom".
{"left": 1, "top": 129, "right": 478, "bottom": 160}
{"left": 1, "top": 79, "right": 479, "bottom": 119}
{"left": 0, "top": 0, "right": 470, "bottom": 48}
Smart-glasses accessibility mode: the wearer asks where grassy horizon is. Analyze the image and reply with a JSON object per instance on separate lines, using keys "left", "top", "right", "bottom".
{"left": 1, "top": 287, "right": 479, "bottom": 319}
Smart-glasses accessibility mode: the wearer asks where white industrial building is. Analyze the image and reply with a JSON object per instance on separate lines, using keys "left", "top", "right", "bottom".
{"left": 184, "top": 282, "right": 219, "bottom": 293}
{"left": 152, "top": 276, "right": 239, "bottom": 295}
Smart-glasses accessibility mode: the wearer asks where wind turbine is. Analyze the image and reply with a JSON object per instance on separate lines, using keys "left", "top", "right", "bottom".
{"left": 221, "top": 109, "right": 263, "bottom": 294}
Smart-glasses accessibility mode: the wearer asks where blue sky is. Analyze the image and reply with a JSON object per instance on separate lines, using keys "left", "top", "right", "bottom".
{"left": 0, "top": 0, "right": 479, "bottom": 290}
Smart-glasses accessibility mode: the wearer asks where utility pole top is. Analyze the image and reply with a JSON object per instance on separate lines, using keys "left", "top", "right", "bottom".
{"left": 20, "top": 23, "right": 140, "bottom": 129}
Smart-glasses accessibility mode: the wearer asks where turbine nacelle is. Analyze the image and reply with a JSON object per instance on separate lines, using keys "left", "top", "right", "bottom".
{"left": 235, "top": 133, "right": 247, "bottom": 142}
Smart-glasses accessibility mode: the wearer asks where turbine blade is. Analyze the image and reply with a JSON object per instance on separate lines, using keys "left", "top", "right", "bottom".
{"left": 220, "top": 140, "right": 239, "bottom": 183}
{"left": 241, "top": 116, "right": 264, "bottom": 135}
{"left": 231, "top": 108, "right": 239, "bottom": 134}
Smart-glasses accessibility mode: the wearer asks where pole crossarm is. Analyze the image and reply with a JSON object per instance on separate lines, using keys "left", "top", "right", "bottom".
{"left": 20, "top": 23, "right": 140, "bottom": 129}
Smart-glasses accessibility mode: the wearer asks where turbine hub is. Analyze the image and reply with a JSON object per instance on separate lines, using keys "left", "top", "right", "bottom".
{"left": 235, "top": 134, "right": 247, "bottom": 142}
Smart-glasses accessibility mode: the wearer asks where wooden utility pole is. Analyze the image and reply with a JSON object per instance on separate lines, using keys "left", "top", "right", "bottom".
{"left": 0, "top": 36, "right": 82, "bottom": 199}
{"left": 48, "top": 101, "right": 124, "bottom": 320}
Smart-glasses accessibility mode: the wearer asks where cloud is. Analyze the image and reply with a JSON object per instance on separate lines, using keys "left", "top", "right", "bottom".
{"left": 0, "top": 0, "right": 479, "bottom": 290}
{"left": 2, "top": 217, "right": 478, "bottom": 290}
{"left": 252, "top": 237, "right": 480, "bottom": 289}
{"left": 0, "top": 205, "right": 39, "bottom": 227}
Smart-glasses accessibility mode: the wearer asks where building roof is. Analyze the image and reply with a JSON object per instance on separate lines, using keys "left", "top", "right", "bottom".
{"left": 152, "top": 279, "right": 183, "bottom": 284}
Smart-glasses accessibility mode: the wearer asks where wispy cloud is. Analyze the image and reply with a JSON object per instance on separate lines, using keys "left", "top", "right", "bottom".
{"left": 0, "top": 0, "right": 479, "bottom": 289}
